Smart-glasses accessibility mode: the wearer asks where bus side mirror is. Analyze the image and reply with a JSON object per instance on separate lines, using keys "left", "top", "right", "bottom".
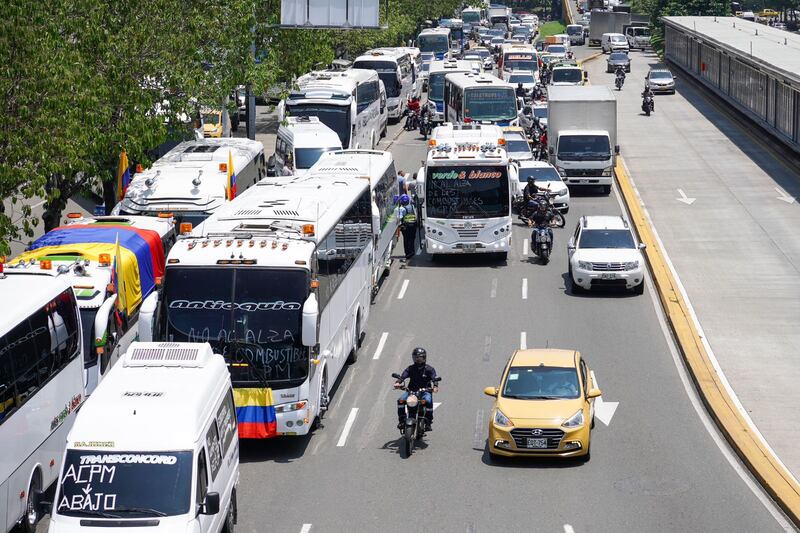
{"left": 138, "top": 292, "right": 159, "bottom": 342}
{"left": 302, "top": 293, "right": 319, "bottom": 347}
{"left": 201, "top": 492, "right": 220, "bottom": 515}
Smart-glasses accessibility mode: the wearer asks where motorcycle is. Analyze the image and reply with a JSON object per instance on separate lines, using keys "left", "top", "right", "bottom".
{"left": 532, "top": 224, "right": 552, "bottom": 264}
{"left": 642, "top": 93, "right": 655, "bottom": 116}
{"left": 615, "top": 73, "right": 625, "bottom": 91}
{"left": 392, "top": 373, "right": 441, "bottom": 457}
{"left": 404, "top": 108, "right": 420, "bottom": 131}
{"left": 518, "top": 193, "right": 565, "bottom": 228}
{"left": 419, "top": 111, "right": 432, "bottom": 140}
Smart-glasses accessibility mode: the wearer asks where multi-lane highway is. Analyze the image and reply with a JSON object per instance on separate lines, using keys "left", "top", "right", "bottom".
{"left": 228, "top": 67, "right": 792, "bottom": 531}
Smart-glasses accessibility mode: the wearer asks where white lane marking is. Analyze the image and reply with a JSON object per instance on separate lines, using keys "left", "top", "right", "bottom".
{"left": 520, "top": 331, "right": 527, "bottom": 350}
{"left": 372, "top": 332, "right": 389, "bottom": 360}
{"left": 615, "top": 161, "right": 794, "bottom": 530}
{"left": 397, "top": 279, "right": 410, "bottom": 299}
{"left": 490, "top": 278, "right": 498, "bottom": 298}
{"left": 775, "top": 186, "right": 796, "bottom": 204}
{"left": 564, "top": 526, "right": 575, "bottom": 533}
{"left": 521, "top": 278, "right": 528, "bottom": 299}
{"left": 676, "top": 188, "right": 696, "bottom": 205}
{"left": 590, "top": 371, "right": 619, "bottom": 426}
{"left": 300, "top": 525, "right": 312, "bottom": 533}
{"left": 336, "top": 408, "right": 359, "bottom": 447}
{"left": 522, "top": 238, "right": 529, "bottom": 256}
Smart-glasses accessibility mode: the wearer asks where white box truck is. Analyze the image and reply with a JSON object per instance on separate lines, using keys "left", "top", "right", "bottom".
{"left": 588, "top": 11, "right": 630, "bottom": 46}
{"left": 547, "top": 85, "right": 618, "bottom": 194}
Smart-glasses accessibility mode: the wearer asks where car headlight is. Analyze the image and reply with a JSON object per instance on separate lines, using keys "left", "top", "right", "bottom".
{"left": 274, "top": 400, "right": 308, "bottom": 413}
{"left": 557, "top": 188, "right": 568, "bottom": 197}
{"left": 562, "top": 409, "right": 584, "bottom": 428}
{"left": 624, "top": 261, "right": 639, "bottom": 270}
{"left": 601, "top": 167, "right": 613, "bottom": 177}
{"left": 494, "top": 408, "right": 513, "bottom": 427}
{"left": 577, "top": 260, "right": 592, "bottom": 270}
{"left": 556, "top": 166, "right": 566, "bottom": 176}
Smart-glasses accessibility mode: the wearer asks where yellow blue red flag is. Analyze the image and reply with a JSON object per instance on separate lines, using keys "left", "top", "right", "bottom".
{"left": 116, "top": 151, "right": 131, "bottom": 201}
{"left": 233, "top": 387, "right": 277, "bottom": 439}
{"left": 226, "top": 150, "right": 237, "bottom": 200}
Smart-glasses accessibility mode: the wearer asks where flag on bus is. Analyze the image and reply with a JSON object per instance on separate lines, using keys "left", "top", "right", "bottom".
{"left": 113, "top": 234, "right": 126, "bottom": 313}
{"left": 233, "top": 387, "right": 277, "bottom": 438}
{"left": 226, "top": 150, "right": 237, "bottom": 200}
{"left": 116, "top": 150, "right": 131, "bottom": 201}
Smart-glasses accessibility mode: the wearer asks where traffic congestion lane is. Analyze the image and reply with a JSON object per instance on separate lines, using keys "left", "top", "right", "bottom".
{"left": 583, "top": 46, "right": 800, "bottom": 481}
{"left": 234, "top": 122, "right": 788, "bottom": 532}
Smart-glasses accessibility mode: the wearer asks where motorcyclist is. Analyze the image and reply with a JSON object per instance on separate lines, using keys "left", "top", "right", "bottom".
{"left": 521, "top": 176, "right": 547, "bottom": 218}
{"left": 394, "top": 348, "right": 439, "bottom": 431}
{"left": 641, "top": 86, "right": 655, "bottom": 112}
{"left": 615, "top": 65, "right": 626, "bottom": 85}
{"left": 529, "top": 199, "right": 555, "bottom": 248}
{"left": 516, "top": 82, "right": 526, "bottom": 99}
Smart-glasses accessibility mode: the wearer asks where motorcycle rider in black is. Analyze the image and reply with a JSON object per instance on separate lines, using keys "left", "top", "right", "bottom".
{"left": 394, "top": 348, "right": 439, "bottom": 431}
{"left": 529, "top": 200, "right": 555, "bottom": 248}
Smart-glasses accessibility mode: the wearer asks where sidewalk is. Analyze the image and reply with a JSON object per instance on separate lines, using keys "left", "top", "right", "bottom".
{"left": 583, "top": 51, "right": 800, "bottom": 479}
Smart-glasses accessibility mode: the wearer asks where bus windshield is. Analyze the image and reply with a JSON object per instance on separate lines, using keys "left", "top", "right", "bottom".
{"left": 353, "top": 60, "right": 400, "bottom": 98}
{"left": 505, "top": 59, "right": 538, "bottom": 74}
{"left": 286, "top": 103, "right": 351, "bottom": 148}
{"left": 462, "top": 11, "right": 480, "bottom": 23}
{"left": 464, "top": 87, "right": 517, "bottom": 122}
{"left": 163, "top": 267, "right": 309, "bottom": 388}
{"left": 56, "top": 450, "right": 193, "bottom": 518}
{"left": 419, "top": 35, "right": 449, "bottom": 54}
{"left": 426, "top": 166, "right": 510, "bottom": 218}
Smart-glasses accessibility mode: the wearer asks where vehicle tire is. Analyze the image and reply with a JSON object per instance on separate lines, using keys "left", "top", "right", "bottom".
{"left": 312, "top": 372, "right": 328, "bottom": 430}
{"left": 633, "top": 280, "right": 645, "bottom": 295}
{"left": 401, "top": 436, "right": 412, "bottom": 457}
{"left": 21, "top": 471, "right": 42, "bottom": 533}
{"left": 602, "top": 185, "right": 611, "bottom": 195}
{"left": 552, "top": 212, "right": 566, "bottom": 228}
{"left": 222, "top": 490, "right": 236, "bottom": 533}
{"left": 591, "top": 414, "right": 595, "bottom": 429}
{"left": 347, "top": 317, "right": 360, "bottom": 364}
{"left": 540, "top": 250, "right": 550, "bottom": 265}
{"left": 571, "top": 275, "right": 585, "bottom": 295}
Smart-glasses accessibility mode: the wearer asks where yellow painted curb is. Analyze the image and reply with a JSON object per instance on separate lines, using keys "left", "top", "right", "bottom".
{"left": 615, "top": 157, "right": 800, "bottom": 526}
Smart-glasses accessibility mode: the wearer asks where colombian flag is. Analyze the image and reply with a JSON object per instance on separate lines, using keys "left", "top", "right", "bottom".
{"left": 233, "top": 388, "right": 277, "bottom": 439}
{"left": 113, "top": 234, "right": 126, "bottom": 313}
{"left": 225, "top": 150, "right": 237, "bottom": 200}
{"left": 116, "top": 151, "right": 131, "bottom": 201}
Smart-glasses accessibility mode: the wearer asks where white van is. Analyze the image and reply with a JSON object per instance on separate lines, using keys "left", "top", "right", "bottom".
{"left": 602, "top": 33, "right": 629, "bottom": 53}
{"left": 48, "top": 342, "right": 239, "bottom": 533}
{"left": 270, "top": 116, "right": 343, "bottom": 177}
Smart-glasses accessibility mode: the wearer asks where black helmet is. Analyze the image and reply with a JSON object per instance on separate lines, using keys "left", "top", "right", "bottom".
{"left": 412, "top": 347, "right": 427, "bottom": 365}
{"left": 527, "top": 176, "right": 535, "bottom": 185}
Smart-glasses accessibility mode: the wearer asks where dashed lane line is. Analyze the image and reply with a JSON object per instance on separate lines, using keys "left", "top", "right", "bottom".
{"left": 336, "top": 408, "right": 359, "bottom": 447}
{"left": 372, "top": 332, "right": 389, "bottom": 360}
{"left": 520, "top": 331, "right": 527, "bottom": 350}
{"left": 397, "top": 279, "right": 410, "bottom": 299}
{"left": 490, "top": 278, "right": 497, "bottom": 298}
{"left": 521, "top": 278, "right": 528, "bottom": 300}
{"left": 300, "top": 525, "right": 312, "bottom": 533}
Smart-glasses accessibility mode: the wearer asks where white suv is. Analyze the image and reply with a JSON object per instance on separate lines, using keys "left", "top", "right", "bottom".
{"left": 567, "top": 215, "right": 646, "bottom": 294}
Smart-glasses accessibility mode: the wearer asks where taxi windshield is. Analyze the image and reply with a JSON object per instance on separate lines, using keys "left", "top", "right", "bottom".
{"left": 503, "top": 366, "right": 580, "bottom": 399}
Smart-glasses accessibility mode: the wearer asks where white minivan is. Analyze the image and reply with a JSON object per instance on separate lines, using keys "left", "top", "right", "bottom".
{"left": 601, "top": 33, "right": 630, "bottom": 54}
{"left": 270, "top": 116, "right": 343, "bottom": 176}
{"left": 48, "top": 342, "right": 239, "bottom": 533}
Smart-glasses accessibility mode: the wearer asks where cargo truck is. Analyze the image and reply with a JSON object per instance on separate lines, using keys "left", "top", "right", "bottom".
{"left": 624, "top": 23, "right": 651, "bottom": 50}
{"left": 487, "top": 4, "right": 510, "bottom": 29}
{"left": 588, "top": 10, "right": 631, "bottom": 46}
{"left": 547, "top": 86, "right": 618, "bottom": 194}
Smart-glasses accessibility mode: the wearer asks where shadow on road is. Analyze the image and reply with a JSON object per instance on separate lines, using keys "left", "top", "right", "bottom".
{"left": 477, "top": 442, "right": 589, "bottom": 468}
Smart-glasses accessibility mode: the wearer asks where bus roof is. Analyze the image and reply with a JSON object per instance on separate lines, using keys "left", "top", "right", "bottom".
{"left": 431, "top": 123, "right": 506, "bottom": 145}
{"left": 429, "top": 59, "right": 476, "bottom": 75}
{"left": 356, "top": 48, "right": 410, "bottom": 63}
{"left": 308, "top": 149, "right": 394, "bottom": 189}
{"left": 444, "top": 72, "right": 514, "bottom": 91}
{"left": 157, "top": 138, "right": 263, "bottom": 167}
{"left": 67, "top": 342, "right": 230, "bottom": 450}
{"left": 281, "top": 117, "right": 342, "bottom": 149}
{"left": 0, "top": 271, "right": 73, "bottom": 336}
{"left": 419, "top": 27, "right": 451, "bottom": 37}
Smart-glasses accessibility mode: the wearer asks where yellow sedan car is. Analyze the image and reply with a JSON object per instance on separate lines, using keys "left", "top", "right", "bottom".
{"left": 202, "top": 109, "right": 224, "bottom": 138}
{"left": 484, "top": 349, "right": 601, "bottom": 460}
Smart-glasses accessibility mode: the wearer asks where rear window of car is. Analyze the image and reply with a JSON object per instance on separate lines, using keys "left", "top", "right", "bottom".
{"left": 609, "top": 53, "right": 628, "bottom": 60}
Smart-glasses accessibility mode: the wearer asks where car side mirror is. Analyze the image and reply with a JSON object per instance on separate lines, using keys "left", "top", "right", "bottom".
{"left": 483, "top": 386, "right": 498, "bottom": 397}
{"left": 638, "top": 242, "right": 647, "bottom": 250}
{"left": 201, "top": 492, "right": 220, "bottom": 515}
{"left": 587, "top": 388, "right": 602, "bottom": 399}
{"left": 614, "top": 144, "right": 620, "bottom": 154}
{"left": 583, "top": 72, "right": 589, "bottom": 80}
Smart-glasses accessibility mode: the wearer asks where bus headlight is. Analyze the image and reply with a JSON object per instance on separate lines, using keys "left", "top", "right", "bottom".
{"left": 275, "top": 400, "right": 308, "bottom": 413}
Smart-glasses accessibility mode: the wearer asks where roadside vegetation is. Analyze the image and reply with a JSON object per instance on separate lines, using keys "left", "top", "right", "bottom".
{"left": 539, "top": 20, "right": 568, "bottom": 38}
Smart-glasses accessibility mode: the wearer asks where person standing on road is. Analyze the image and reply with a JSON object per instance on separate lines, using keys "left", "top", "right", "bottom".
{"left": 397, "top": 170, "right": 408, "bottom": 193}
{"left": 398, "top": 194, "right": 417, "bottom": 260}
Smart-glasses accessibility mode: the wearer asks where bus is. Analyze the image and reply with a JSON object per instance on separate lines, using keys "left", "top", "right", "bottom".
{"left": 353, "top": 49, "right": 416, "bottom": 121}
{"left": 396, "top": 46, "right": 424, "bottom": 97}
{"left": 427, "top": 60, "right": 477, "bottom": 124}
{"left": 444, "top": 72, "right": 520, "bottom": 126}
{"left": 282, "top": 69, "right": 388, "bottom": 151}
{"left": 308, "top": 149, "right": 400, "bottom": 298}
{"left": 498, "top": 43, "right": 538, "bottom": 78}
{"left": 417, "top": 123, "right": 514, "bottom": 260}
{"left": 139, "top": 175, "right": 374, "bottom": 438}
{"left": 461, "top": 7, "right": 484, "bottom": 26}
{"left": 417, "top": 28, "right": 451, "bottom": 60}
{"left": 113, "top": 138, "right": 266, "bottom": 228}
{"left": 0, "top": 268, "right": 84, "bottom": 533}
{"left": 439, "top": 18, "right": 465, "bottom": 57}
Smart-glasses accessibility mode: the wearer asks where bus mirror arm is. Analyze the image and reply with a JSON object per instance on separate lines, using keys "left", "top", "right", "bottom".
{"left": 138, "top": 292, "right": 159, "bottom": 342}
{"left": 302, "top": 293, "right": 319, "bottom": 347}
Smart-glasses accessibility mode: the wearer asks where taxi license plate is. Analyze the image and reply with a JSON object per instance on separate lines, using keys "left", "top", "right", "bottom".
{"left": 600, "top": 273, "right": 616, "bottom": 280}
{"left": 462, "top": 244, "right": 476, "bottom": 252}
{"left": 526, "top": 438, "right": 548, "bottom": 449}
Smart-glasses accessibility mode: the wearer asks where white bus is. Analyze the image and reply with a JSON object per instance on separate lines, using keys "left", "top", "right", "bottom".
{"left": 461, "top": 7, "right": 484, "bottom": 26}
{"left": 282, "top": 69, "right": 388, "bottom": 151}
{"left": 498, "top": 43, "right": 538, "bottom": 78}
{"left": 139, "top": 175, "right": 373, "bottom": 438}
{"left": 417, "top": 27, "right": 451, "bottom": 61}
{"left": 114, "top": 138, "right": 266, "bottom": 227}
{"left": 428, "top": 60, "right": 477, "bottom": 124}
{"left": 445, "top": 72, "right": 520, "bottom": 127}
{"left": 396, "top": 46, "right": 423, "bottom": 97}
{"left": 353, "top": 49, "right": 415, "bottom": 121}
{"left": 0, "top": 268, "right": 84, "bottom": 533}
{"left": 417, "top": 124, "right": 513, "bottom": 260}
{"left": 308, "top": 149, "right": 400, "bottom": 298}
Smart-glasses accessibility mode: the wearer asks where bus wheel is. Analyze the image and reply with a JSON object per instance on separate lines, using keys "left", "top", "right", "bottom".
{"left": 347, "top": 316, "right": 360, "bottom": 364}
{"left": 313, "top": 373, "right": 329, "bottom": 430}
{"left": 22, "top": 470, "right": 43, "bottom": 533}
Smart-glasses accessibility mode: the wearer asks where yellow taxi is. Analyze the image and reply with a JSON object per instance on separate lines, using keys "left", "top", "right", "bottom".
{"left": 484, "top": 349, "right": 601, "bottom": 460}
{"left": 758, "top": 8, "right": 779, "bottom": 18}
{"left": 202, "top": 108, "right": 224, "bottom": 138}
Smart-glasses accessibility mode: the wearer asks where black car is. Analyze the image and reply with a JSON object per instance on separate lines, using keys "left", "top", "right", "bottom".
{"left": 606, "top": 52, "right": 631, "bottom": 73}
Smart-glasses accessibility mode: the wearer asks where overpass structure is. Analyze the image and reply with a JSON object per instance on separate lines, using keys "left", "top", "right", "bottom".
{"left": 663, "top": 16, "right": 800, "bottom": 155}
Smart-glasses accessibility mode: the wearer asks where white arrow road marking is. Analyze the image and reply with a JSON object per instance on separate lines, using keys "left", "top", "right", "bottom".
{"left": 300, "top": 525, "right": 312, "bottom": 533}
{"left": 372, "top": 332, "right": 388, "bottom": 360}
{"left": 676, "top": 188, "right": 696, "bottom": 205}
{"left": 336, "top": 408, "right": 359, "bottom": 447}
{"left": 397, "top": 279, "right": 410, "bottom": 299}
{"left": 775, "top": 186, "right": 796, "bottom": 204}
{"left": 433, "top": 402, "right": 442, "bottom": 411}
{"left": 564, "top": 526, "right": 576, "bottom": 533}
{"left": 590, "top": 371, "right": 618, "bottom": 426}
